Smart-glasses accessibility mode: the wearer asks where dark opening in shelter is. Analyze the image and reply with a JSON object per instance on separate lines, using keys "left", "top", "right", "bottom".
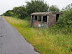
{"left": 43, "top": 16, "right": 47, "bottom": 22}
{"left": 31, "top": 12, "right": 62, "bottom": 28}
{"left": 35, "top": 16, "right": 37, "bottom": 20}
{"left": 56, "top": 14, "right": 59, "bottom": 21}
{"left": 38, "top": 16, "right": 41, "bottom": 21}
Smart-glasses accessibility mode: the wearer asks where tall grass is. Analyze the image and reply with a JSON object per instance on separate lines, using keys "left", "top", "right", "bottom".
{"left": 4, "top": 16, "right": 72, "bottom": 54}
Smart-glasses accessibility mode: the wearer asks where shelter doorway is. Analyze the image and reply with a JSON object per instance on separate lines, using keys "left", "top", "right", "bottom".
{"left": 43, "top": 16, "right": 47, "bottom": 22}
{"left": 56, "top": 14, "right": 59, "bottom": 21}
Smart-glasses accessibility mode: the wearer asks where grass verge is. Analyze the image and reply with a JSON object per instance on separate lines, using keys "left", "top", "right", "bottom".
{"left": 4, "top": 16, "right": 72, "bottom": 54}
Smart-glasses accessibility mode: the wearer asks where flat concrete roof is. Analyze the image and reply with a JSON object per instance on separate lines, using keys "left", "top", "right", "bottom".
{"left": 31, "top": 12, "right": 62, "bottom": 16}
{"left": 31, "top": 12, "right": 51, "bottom": 16}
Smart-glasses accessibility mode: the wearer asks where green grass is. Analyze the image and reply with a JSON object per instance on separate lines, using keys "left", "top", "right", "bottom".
{"left": 4, "top": 16, "right": 72, "bottom": 54}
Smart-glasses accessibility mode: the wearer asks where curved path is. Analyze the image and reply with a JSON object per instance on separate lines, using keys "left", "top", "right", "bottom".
{"left": 0, "top": 16, "right": 39, "bottom": 54}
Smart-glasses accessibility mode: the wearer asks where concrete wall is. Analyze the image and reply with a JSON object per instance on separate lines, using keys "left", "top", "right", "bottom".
{"left": 33, "top": 20, "right": 48, "bottom": 28}
{"left": 48, "top": 14, "right": 56, "bottom": 27}
{"left": 31, "top": 14, "right": 56, "bottom": 28}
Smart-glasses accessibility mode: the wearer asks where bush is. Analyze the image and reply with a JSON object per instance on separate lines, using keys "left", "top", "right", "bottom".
{"left": 52, "top": 9, "right": 72, "bottom": 33}
{"left": 57, "top": 9, "right": 72, "bottom": 26}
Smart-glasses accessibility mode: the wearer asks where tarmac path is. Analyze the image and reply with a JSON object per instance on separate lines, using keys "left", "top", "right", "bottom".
{"left": 0, "top": 16, "right": 39, "bottom": 54}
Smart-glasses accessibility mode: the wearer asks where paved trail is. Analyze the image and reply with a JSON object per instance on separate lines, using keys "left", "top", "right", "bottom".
{"left": 0, "top": 16, "right": 39, "bottom": 54}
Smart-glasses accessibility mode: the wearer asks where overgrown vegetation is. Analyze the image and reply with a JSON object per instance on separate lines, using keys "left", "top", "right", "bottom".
{"left": 4, "top": 16, "right": 72, "bottom": 54}
{"left": 50, "top": 3, "right": 72, "bottom": 34}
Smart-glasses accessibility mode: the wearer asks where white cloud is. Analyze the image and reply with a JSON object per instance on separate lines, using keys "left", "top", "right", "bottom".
{"left": 45, "top": 0, "right": 72, "bottom": 9}
{"left": 0, "top": 0, "right": 72, "bottom": 15}
{"left": 0, "top": 0, "right": 26, "bottom": 15}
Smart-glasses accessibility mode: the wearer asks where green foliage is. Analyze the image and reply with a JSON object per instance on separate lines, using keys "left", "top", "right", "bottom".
{"left": 26, "top": 0, "right": 49, "bottom": 15}
{"left": 3, "top": 10, "right": 14, "bottom": 16}
{"left": 49, "top": 5, "right": 59, "bottom": 12}
{"left": 57, "top": 10, "right": 72, "bottom": 26}
{"left": 4, "top": 16, "right": 72, "bottom": 54}
{"left": 24, "top": 16, "right": 31, "bottom": 21}
{"left": 53, "top": 9, "right": 72, "bottom": 34}
{"left": 48, "top": 3, "right": 72, "bottom": 34}
{"left": 70, "top": 47, "right": 72, "bottom": 51}
{"left": 61, "top": 3, "right": 72, "bottom": 13}
{"left": 13, "top": 6, "right": 27, "bottom": 19}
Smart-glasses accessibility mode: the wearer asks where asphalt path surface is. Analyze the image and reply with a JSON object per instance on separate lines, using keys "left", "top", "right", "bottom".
{"left": 0, "top": 16, "right": 39, "bottom": 54}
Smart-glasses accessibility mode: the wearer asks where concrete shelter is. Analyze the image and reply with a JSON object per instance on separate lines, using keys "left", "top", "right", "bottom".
{"left": 31, "top": 12, "right": 61, "bottom": 28}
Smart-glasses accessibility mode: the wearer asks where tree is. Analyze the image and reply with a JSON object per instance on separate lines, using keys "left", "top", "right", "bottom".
{"left": 61, "top": 3, "right": 72, "bottom": 13}
{"left": 26, "top": 0, "right": 49, "bottom": 15}
{"left": 13, "top": 6, "right": 27, "bottom": 19}
{"left": 56, "top": 8, "right": 72, "bottom": 33}
{"left": 3, "top": 10, "right": 14, "bottom": 16}
{"left": 49, "top": 5, "right": 59, "bottom": 12}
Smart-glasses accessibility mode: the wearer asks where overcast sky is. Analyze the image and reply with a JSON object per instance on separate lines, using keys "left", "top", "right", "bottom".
{"left": 0, "top": 0, "right": 72, "bottom": 15}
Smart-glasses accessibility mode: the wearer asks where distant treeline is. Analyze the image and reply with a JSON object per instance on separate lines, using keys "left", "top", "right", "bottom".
{"left": 3, "top": 0, "right": 59, "bottom": 19}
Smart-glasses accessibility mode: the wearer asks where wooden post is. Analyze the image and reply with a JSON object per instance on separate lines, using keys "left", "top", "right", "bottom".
{"left": 41, "top": 16, "right": 43, "bottom": 25}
